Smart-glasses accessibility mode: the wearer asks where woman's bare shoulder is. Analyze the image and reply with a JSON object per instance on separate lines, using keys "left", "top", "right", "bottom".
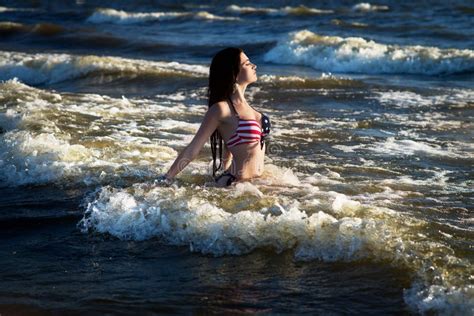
{"left": 209, "top": 101, "right": 231, "bottom": 116}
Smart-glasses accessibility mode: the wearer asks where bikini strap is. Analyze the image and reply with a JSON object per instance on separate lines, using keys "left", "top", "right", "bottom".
{"left": 229, "top": 98, "right": 263, "bottom": 119}
{"left": 227, "top": 98, "right": 240, "bottom": 118}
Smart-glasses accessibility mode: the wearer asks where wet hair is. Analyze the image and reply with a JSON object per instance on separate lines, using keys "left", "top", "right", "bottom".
{"left": 208, "top": 47, "right": 243, "bottom": 177}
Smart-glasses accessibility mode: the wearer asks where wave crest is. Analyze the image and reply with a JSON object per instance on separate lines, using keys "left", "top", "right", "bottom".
{"left": 226, "top": 4, "right": 333, "bottom": 16}
{"left": 79, "top": 183, "right": 473, "bottom": 314}
{"left": 0, "top": 51, "right": 207, "bottom": 85}
{"left": 87, "top": 8, "right": 239, "bottom": 24}
{"left": 259, "top": 74, "right": 365, "bottom": 89}
{"left": 264, "top": 30, "right": 474, "bottom": 75}
{"left": 352, "top": 3, "right": 389, "bottom": 12}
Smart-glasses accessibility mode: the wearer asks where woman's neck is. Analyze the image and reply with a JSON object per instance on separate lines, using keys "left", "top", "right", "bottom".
{"left": 230, "top": 83, "right": 248, "bottom": 106}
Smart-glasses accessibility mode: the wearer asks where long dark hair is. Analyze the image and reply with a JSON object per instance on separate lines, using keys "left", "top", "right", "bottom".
{"left": 208, "top": 47, "right": 243, "bottom": 177}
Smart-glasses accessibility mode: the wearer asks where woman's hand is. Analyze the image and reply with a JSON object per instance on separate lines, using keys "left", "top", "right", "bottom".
{"left": 154, "top": 174, "right": 174, "bottom": 186}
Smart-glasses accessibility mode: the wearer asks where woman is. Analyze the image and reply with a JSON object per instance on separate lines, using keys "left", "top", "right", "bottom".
{"left": 158, "top": 47, "right": 271, "bottom": 186}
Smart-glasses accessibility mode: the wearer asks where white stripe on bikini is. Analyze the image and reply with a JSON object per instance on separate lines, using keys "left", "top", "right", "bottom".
{"left": 236, "top": 126, "right": 261, "bottom": 132}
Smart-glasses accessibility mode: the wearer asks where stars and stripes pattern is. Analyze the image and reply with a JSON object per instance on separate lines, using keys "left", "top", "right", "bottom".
{"left": 227, "top": 118, "right": 264, "bottom": 148}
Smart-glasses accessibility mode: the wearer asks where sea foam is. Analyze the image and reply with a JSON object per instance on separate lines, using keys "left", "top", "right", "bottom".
{"left": 352, "top": 3, "right": 389, "bottom": 12}
{"left": 334, "top": 137, "right": 472, "bottom": 160}
{"left": 264, "top": 30, "right": 474, "bottom": 75}
{"left": 0, "top": 80, "right": 198, "bottom": 187}
{"left": 79, "top": 182, "right": 473, "bottom": 315}
{"left": 87, "top": 8, "right": 239, "bottom": 24}
{"left": 0, "top": 50, "right": 207, "bottom": 85}
{"left": 372, "top": 89, "right": 474, "bottom": 109}
{"left": 226, "top": 4, "right": 333, "bottom": 15}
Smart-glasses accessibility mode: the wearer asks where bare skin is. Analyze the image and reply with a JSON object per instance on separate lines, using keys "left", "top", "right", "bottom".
{"left": 164, "top": 52, "right": 264, "bottom": 184}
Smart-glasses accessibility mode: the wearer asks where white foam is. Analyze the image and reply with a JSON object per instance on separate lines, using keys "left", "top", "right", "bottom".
{"left": 258, "top": 74, "right": 358, "bottom": 88}
{"left": 259, "top": 74, "right": 306, "bottom": 83}
{"left": 333, "top": 145, "right": 356, "bottom": 152}
{"left": 372, "top": 89, "right": 474, "bottom": 109}
{"left": 264, "top": 30, "right": 474, "bottom": 75}
{"left": 78, "top": 183, "right": 472, "bottom": 314}
{"left": 226, "top": 4, "right": 333, "bottom": 15}
{"left": 232, "top": 182, "right": 264, "bottom": 198}
{"left": 0, "top": 130, "right": 92, "bottom": 186}
{"left": 352, "top": 3, "right": 389, "bottom": 12}
{"left": 336, "top": 137, "right": 471, "bottom": 159}
{"left": 0, "top": 21, "right": 25, "bottom": 29}
{"left": 404, "top": 280, "right": 474, "bottom": 315}
{"left": 0, "top": 126, "right": 179, "bottom": 187}
{"left": 382, "top": 112, "right": 472, "bottom": 133}
{"left": 87, "top": 8, "right": 239, "bottom": 24}
{"left": 381, "top": 171, "right": 450, "bottom": 188}
{"left": 78, "top": 186, "right": 383, "bottom": 257}
{"left": 0, "top": 89, "right": 162, "bottom": 186}
{"left": 194, "top": 11, "right": 240, "bottom": 21}
{"left": 378, "top": 170, "right": 474, "bottom": 195}
{"left": 0, "top": 6, "right": 37, "bottom": 12}
{"left": 0, "top": 50, "right": 208, "bottom": 85}
{"left": 0, "top": 80, "right": 211, "bottom": 186}
{"left": 332, "top": 193, "right": 362, "bottom": 214}
{"left": 253, "top": 164, "right": 301, "bottom": 186}
{"left": 302, "top": 172, "right": 343, "bottom": 187}
{"left": 87, "top": 8, "right": 188, "bottom": 24}
{"left": 157, "top": 119, "right": 200, "bottom": 132}
{"left": 155, "top": 92, "right": 187, "bottom": 101}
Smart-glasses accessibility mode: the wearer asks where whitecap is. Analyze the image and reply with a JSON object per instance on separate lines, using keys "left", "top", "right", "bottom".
{"left": 87, "top": 8, "right": 239, "bottom": 24}
{"left": 78, "top": 183, "right": 473, "bottom": 315}
{"left": 226, "top": 4, "right": 333, "bottom": 15}
{"left": 372, "top": 89, "right": 474, "bottom": 109}
{"left": 0, "top": 51, "right": 208, "bottom": 85}
{"left": 264, "top": 30, "right": 474, "bottom": 75}
{"left": 0, "top": 80, "right": 202, "bottom": 187}
{"left": 352, "top": 3, "right": 389, "bottom": 12}
{"left": 340, "top": 137, "right": 470, "bottom": 159}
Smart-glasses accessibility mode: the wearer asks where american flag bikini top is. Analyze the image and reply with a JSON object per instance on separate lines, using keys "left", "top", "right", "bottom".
{"left": 226, "top": 101, "right": 271, "bottom": 149}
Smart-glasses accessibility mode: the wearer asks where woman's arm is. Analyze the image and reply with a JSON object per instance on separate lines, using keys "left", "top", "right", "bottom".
{"left": 164, "top": 103, "right": 225, "bottom": 179}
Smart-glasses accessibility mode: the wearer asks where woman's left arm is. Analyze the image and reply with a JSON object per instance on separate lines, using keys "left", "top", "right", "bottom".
{"left": 164, "top": 103, "right": 225, "bottom": 179}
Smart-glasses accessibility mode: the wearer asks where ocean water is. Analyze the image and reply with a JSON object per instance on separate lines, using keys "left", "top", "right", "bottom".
{"left": 0, "top": 0, "right": 473, "bottom": 314}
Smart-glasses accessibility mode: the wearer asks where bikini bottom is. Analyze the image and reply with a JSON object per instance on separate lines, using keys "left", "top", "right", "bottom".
{"left": 215, "top": 171, "right": 237, "bottom": 186}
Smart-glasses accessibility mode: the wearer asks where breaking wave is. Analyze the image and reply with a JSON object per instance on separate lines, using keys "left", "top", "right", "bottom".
{"left": 352, "top": 3, "right": 390, "bottom": 12}
{"left": 264, "top": 30, "right": 474, "bottom": 75}
{"left": 87, "top": 8, "right": 239, "bottom": 24}
{"left": 226, "top": 4, "right": 333, "bottom": 16}
{"left": 0, "top": 50, "right": 207, "bottom": 85}
{"left": 79, "top": 179, "right": 474, "bottom": 315}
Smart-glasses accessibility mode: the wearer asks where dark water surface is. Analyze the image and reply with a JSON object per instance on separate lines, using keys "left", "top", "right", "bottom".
{"left": 1, "top": 219, "right": 411, "bottom": 314}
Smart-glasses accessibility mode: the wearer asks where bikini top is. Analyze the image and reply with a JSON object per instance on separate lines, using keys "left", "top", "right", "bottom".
{"left": 226, "top": 100, "right": 271, "bottom": 149}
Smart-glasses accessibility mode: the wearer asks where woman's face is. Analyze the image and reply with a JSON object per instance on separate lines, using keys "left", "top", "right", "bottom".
{"left": 236, "top": 52, "right": 257, "bottom": 85}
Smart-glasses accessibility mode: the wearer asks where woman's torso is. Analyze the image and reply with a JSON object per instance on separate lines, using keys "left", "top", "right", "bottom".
{"left": 217, "top": 101, "right": 266, "bottom": 180}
